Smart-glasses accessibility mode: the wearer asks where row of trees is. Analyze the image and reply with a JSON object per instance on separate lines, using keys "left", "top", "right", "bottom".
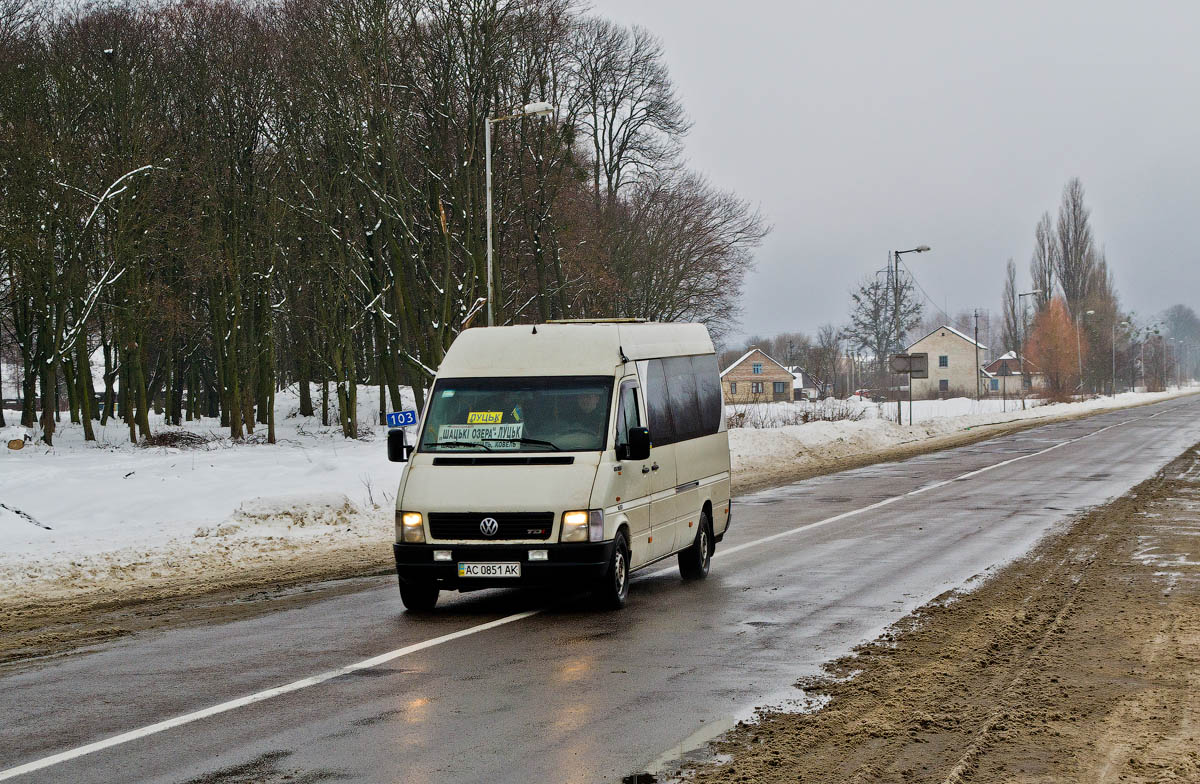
{"left": 0, "top": 0, "right": 768, "bottom": 442}
{"left": 1005, "top": 179, "right": 1197, "bottom": 399}
{"left": 725, "top": 177, "right": 1197, "bottom": 403}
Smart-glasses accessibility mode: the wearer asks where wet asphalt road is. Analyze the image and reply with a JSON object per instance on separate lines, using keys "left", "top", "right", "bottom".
{"left": 3, "top": 396, "right": 1200, "bottom": 784}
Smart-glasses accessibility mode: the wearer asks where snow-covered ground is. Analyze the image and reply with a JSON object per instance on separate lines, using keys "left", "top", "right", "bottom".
{"left": 1, "top": 385, "right": 412, "bottom": 602}
{"left": 1, "top": 384, "right": 1194, "bottom": 603}
{"left": 727, "top": 389, "right": 1194, "bottom": 478}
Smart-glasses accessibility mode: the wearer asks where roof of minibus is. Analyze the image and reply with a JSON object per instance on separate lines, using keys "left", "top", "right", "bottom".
{"left": 437, "top": 322, "right": 715, "bottom": 377}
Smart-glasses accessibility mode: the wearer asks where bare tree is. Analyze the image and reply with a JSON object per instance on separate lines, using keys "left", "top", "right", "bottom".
{"left": 595, "top": 171, "right": 767, "bottom": 341}
{"left": 568, "top": 17, "right": 690, "bottom": 207}
{"left": 1054, "top": 178, "right": 1096, "bottom": 315}
{"left": 846, "top": 274, "right": 922, "bottom": 379}
{"left": 1029, "top": 211, "right": 1055, "bottom": 312}
{"left": 810, "top": 323, "right": 842, "bottom": 396}
{"left": 1001, "top": 258, "right": 1021, "bottom": 355}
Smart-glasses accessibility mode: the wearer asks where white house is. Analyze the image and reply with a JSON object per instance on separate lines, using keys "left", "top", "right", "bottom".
{"left": 906, "top": 325, "right": 988, "bottom": 399}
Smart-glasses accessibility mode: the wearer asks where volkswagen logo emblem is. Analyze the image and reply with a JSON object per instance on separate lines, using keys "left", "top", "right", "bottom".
{"left": 479, "top": 517, "right": 500, "bottom": 537}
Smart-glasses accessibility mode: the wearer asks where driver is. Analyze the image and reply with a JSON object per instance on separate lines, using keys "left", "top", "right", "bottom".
{"left": 576, "top": 391, "right": 602, "bottom": 416}
{"left": 553, "top": 390, "right": 605, "bottom": 451}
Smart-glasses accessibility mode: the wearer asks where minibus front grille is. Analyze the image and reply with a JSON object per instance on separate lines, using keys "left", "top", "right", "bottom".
{"left": 431, "top": 456, "right": 575, "bottom": 466}
{"left": 428, "top": 512, "right": 555, "bottom": 540}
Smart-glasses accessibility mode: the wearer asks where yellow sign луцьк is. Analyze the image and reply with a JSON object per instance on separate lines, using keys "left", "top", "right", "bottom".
{"left": 467, "top": 411, "right": 503, "bottom": 425}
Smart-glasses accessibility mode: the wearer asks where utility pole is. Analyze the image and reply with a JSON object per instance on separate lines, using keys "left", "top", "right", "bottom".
{"left": 1018, "top": 290, "right": 1041, "bottom": 409}
{"left": 974, "top": 308, "right": 981, "bottom": 401}
{"left": 890, "top": 246, "right": 930, "bottom": 423}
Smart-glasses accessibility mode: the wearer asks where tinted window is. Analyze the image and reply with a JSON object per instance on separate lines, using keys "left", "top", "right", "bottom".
{"left": 644, "top": 359, "right": 676, "bottom": 445}
{"left": 692, "top": 354, "right": 722, "bottom": 435}
{"left": 664, "top": 356, "right": 701, "bottom": 442}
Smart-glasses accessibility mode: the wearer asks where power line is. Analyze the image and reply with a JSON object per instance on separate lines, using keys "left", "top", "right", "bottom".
{"left": 898, "top": 259, "right": 952, "bottom": 324}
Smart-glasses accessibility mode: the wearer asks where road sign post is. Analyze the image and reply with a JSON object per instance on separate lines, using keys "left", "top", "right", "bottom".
{"left": 889, "top": 353, "right": 927, "bottom": 426}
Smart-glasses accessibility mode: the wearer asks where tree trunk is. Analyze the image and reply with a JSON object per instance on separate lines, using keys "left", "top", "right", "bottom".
{"left": 39, "top": 361, "right": 56, "bottom": 446}
{"left": 297, "top": 352, "right": 314, "bottom": 417}
{"left": 76, "top": 337, "right": 95, "bottom": 441}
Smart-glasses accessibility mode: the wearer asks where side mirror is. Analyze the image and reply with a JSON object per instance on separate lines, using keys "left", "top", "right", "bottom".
{"left": 388, "top": 429, "right": 414, "bottom": 463}
{"left": 625, "top": 427, "right": 651, "bottom": 461}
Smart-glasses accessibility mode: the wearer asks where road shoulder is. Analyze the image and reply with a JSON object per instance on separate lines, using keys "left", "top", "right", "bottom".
{"left": 682, "top": 443, "right": 1200, "bottom": 783}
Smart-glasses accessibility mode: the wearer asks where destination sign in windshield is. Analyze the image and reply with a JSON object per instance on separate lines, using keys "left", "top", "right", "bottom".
{"left": 437, "top": 422, "right": 524, "bottom": 445}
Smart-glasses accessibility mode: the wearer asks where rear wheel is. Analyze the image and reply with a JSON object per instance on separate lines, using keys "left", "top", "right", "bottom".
{"left": 398, "top": 580, "right": 439, "bottom": 612}
{"left": 595, "top": 531, "right": 631, "bottom": 609}
{"left": 678, "top": 509, "right": 713, "bottom": 580}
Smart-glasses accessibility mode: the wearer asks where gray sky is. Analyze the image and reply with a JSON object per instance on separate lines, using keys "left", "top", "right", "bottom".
{"left": 591, "top": 0, "right": 1200, "bottom": 343}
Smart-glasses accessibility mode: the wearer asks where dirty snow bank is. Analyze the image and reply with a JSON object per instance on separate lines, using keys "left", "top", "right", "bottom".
{"left": 729, "top": 389, "right": 1194, "bottom": 478}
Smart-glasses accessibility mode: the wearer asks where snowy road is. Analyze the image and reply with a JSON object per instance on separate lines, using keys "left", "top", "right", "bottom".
{"left": 2, "top": 395, "right": 1199, "bottom": 784}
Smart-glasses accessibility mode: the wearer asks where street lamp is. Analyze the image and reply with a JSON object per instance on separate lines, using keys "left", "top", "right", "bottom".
{"left": 485, "top": 101, "right": 556, "bottom": 327}
{"left": 891, "top": 245, "right": 930, "bottom": 422}
{"left": 1112, "top": 320, "right": 1129, "bottom": 396}
{"left": 1076, "top": 309, "right": 1095, "bottom": 392}
{"left": 1017, "top": 290, "right": 1041, "bottom": 405}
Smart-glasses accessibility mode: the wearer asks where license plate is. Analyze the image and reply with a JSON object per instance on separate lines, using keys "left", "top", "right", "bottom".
{"left": 458, "top": 562, "right": 522, "bottom": 578}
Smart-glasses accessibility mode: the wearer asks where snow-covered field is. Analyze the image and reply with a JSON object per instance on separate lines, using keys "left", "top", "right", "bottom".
{"left": 1, "top": 384, "right": 1194, "bottom": 603}
{"left": 1, "top": 385, "right": 412, "bottom": 602}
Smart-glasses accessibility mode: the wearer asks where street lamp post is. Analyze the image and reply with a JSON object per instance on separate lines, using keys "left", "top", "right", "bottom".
{"left": 1077, "top": 309, "right": 1095, "bottom": 393}
{"left": 1017, "top": 290, "right": 1041, "bottom": 407}
{"left": 891, "top": 245, "right": 930, "bottom": 423}
{"left": 485, "top": 101, "right": 555, "bottom": 327}
{"left": 1112, "top": 320, "right": 1129, "bottom": 396}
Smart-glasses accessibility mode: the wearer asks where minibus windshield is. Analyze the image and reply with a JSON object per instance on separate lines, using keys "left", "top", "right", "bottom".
{"left": 419, "top": 376, "right": 614, "bottom": 453}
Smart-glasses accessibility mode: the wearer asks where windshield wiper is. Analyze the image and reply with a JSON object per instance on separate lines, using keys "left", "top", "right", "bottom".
{"left": 480, "top": 437, "right": 562, "bottom": 451}
{"left": 423, "top": 440, "right": 492, "bottom": 451}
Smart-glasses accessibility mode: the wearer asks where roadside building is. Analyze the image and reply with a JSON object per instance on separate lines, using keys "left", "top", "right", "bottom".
{"left": 785, "top": 366, "right": 821, "bottom": 400}
{"left": 983, "top": 351, "right": 1046, "bottom": 397}
{"left": 720, "top": 348, "right": 794, "bottom": 403}
{"left": 906, "top": 325, "right": 988, "bottom": 399}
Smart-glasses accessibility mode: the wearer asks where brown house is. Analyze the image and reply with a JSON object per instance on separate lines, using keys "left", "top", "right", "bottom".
{"left": 983, "top": 351, "right": 1046, "bottom": 396}
{"left": 720, "top": 348, "right": 794, "bottom": 403}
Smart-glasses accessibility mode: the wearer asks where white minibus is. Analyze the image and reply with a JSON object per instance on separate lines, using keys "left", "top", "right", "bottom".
{"left": 387, "top": 320, "right": 732, "bottom": 610}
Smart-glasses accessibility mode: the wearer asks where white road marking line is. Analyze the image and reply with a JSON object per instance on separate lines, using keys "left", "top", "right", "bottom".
{"left": 1, "top": 400, "right": 1190, "bottom": 781}
{"left": 0, "top": 611, "right": 539, "bottom": 782}
{"left": 653, "top": 412, "right": 1157, "bottom": 571}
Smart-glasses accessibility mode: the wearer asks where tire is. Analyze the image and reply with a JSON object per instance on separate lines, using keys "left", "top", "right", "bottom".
{"left": 399, "top": 580, "right": 440, "bottom": 612}
{"left": 678, "top": 509, "right": 713, "bottom": 580}
{"left": 595, "top": 531, "right": 631, "bottom": 609}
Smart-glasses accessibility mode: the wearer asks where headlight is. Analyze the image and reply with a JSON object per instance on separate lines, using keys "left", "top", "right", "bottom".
{"left": 398, "top": 511, "right": 426, "bottom": 543}
{"left": 560, "top": 510, "right": 603, "bottom": 543}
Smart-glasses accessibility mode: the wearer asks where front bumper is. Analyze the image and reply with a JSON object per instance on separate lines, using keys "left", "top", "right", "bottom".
{"left": 393, "top": 541, "right": 615, "bottom": 590}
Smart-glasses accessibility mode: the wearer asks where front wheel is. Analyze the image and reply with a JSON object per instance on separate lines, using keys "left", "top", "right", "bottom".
{"left": 678, "top": 510, "right": 713, "bottom": 580}
{"left": 399, "top": 580, "right": 439, "bottom": 612}
{"left": 595, "top": 532, "right": 631, "bottom": 609}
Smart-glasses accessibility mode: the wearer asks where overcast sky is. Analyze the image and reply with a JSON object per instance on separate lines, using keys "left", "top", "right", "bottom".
{"left": 590, "top": 0, "right": 1200, "bottom": 343}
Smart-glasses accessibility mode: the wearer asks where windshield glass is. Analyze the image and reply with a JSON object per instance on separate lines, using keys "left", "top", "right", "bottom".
{"left": 419, "top": 376, "right": 614, "bottom": 453}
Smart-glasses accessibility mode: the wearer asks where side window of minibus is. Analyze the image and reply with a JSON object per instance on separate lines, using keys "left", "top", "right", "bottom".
{"left": 615, "top": 381, "right": 641, "bottom": 450}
